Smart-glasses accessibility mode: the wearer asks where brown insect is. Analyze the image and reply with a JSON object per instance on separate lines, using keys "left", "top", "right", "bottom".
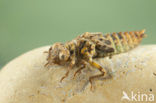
{"left": 45, "top": 30, "right": 146, "bottom": 89}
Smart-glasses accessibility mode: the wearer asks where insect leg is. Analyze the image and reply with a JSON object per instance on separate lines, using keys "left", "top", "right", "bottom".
{"left": 73, "top": 60, "right": 87, "bottom": 78}
{"left": 81, "top": 46, "right": 106, "bottom": 89}
{"left": 60, "top": 49, "right": 76, "bottom": 82}
{"left": 44, "top": 62, "right": 49, "bottom": 67}
{"left": 88, "top": 59, "right": 106, "bottom": 90}
{"left": 60, "top": 68, "right": 71, "bottom": 82}
{"left": 60, "top": 62, "right": 75, "bottom": 82}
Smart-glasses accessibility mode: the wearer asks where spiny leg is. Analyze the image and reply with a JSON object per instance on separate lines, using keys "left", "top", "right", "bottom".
{"left": 80, "top": 41, "right": 107, "bottom": 89}
{"left": 60, "top": 64, "right": 73, "bottom": 82}
{"left": 44, "top": 61, "right": 56, "bottom": 68}
{"left": 73, "top": 65, "right": 85, "bottom": 78}
{"left": 60, "top": 55, "right": 75, "bottom": 82}
{"left": 60, "top": 69, "right": 70, "bottom": 82}
{"left": 88, "top": 60, "right": 106, "bottom": 90}
{"left": 81, "top": 47, "right": 106, "bottom": 90}
{"left": 73, "top": 61, "right": 87, "bottom": 78}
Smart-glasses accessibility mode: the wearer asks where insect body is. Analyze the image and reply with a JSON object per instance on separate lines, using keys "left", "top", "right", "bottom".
{"left": 45, "top": 30, "right": 146, "bottom": 89}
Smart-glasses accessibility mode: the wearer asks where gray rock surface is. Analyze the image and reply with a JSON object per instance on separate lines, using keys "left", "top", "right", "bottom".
{"left": 0, "top": 45, "right": 156, "bottom": 103}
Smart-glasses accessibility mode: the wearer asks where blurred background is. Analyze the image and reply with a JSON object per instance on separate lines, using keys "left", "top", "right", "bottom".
{"left": 0, "top": 0, "right": 156, "bottom": 68}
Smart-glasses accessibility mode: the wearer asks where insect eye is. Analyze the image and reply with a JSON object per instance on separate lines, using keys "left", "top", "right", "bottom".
{"left": 59, "top": 53, "right": 65, "bottom": 60}
{"left": 61, "top": 55, "right": 65, "bottom": 59}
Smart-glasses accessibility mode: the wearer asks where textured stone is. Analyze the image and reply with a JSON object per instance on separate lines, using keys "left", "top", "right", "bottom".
{"left": 0, "top": 45, "right": 156, "bottom": 103}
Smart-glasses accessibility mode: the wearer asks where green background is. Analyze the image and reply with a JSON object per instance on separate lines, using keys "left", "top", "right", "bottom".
{"left": 0, "top": 0, "right": 156, "bottom": 68}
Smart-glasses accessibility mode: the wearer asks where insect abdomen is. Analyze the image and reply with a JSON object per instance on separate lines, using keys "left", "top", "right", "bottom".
{"left": 105, "top": 29, "right": 146, "bottom": 54}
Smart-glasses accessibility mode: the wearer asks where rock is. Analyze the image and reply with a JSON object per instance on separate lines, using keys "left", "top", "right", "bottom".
{"left": 0, "top": 45, "right": 156, "bottom": 103}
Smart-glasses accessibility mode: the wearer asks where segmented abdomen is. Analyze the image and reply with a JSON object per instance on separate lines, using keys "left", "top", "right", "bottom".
{"left": 105, "top": 29, "right": 146, "bottom": 54}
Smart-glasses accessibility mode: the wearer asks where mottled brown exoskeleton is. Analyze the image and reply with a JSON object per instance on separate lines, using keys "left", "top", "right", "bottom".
{"left": 45, "top": 30, "right": 146, "bottom": 89}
